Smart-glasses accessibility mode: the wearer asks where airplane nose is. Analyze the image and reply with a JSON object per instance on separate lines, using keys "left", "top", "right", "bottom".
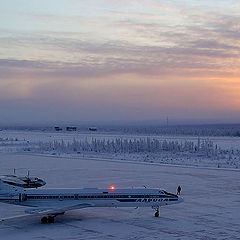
{"left": 178, "top": 196, "right": 184, "bottom": 203}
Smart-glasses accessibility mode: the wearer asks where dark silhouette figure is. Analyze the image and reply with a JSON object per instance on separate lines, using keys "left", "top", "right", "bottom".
{"left": 177, "top": 185, "right": 181, "bottom": 195}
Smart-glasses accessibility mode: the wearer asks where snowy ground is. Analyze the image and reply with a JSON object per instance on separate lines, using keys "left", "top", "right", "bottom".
{"left": 1, "top": 130, "right": 240, "bottom": 169}
{"left": 1, "top": 129, "right": 240, "bottom": 149}
{"left": 0, "top": 153, "right": 240, "bottom": 240}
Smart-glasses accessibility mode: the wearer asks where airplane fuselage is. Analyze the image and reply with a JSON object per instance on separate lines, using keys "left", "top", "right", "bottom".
{"left": 0, "top": 188, "right": 183, "bottom": 209}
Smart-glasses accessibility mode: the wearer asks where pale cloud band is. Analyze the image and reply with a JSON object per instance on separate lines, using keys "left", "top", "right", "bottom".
{"left": 0, "top": 0, "right": 239, "bottom": 124}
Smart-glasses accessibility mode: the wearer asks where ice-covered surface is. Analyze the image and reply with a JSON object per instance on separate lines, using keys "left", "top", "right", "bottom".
{"left": 0, "top": 153, "right": 240, "bottom": 240}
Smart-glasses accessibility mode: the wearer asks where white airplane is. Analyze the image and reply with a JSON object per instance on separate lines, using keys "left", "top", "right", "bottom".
{"left": 0, "top": 169, "right": 46, "bottom": 189}
{"left": 0, "top": 179, "right": 183, "bottom": 224}
{"left": 0, "top": 174, "right": 46, "bottom": 189}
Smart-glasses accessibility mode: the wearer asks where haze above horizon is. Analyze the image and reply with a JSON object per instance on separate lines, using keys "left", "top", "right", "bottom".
{"left": 0, "top": 0, "right": 239, "bottom": 125}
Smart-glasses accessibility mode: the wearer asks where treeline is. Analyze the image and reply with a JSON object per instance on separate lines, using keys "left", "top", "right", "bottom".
{"left": 35, "top": 138, "right": 219, "bottom": 156}
{"left": 110, "top": 124, "right": 240, "bottom": 137}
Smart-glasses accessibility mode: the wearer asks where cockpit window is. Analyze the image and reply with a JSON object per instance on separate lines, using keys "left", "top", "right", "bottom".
{"left": 163, "top": 190, "right": 177, "bottom": 197}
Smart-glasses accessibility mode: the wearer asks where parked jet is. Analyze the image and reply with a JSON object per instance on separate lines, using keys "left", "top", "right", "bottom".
{"left": 0, "top": 180, "right": 183, "bottom": 223}
{"left": 0, "top": 172, "right": 46, "bottom": 189}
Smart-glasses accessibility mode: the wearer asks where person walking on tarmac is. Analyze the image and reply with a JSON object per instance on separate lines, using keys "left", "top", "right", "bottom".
{"left": 177, "top": 185, "right": 181, "bottom": 195}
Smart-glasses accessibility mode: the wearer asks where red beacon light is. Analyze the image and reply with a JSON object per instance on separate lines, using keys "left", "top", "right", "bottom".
{"left": 109, "top": 186, "right": 115, "bottom": 190}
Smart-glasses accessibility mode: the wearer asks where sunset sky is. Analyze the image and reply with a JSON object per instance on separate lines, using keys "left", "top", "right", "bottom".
{"left": 0, "top": 0, "right": 239, "bottom": 124}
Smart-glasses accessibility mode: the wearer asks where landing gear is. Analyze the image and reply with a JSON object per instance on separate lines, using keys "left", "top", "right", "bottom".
{"left": 48, "top": 216, "right": 55, "bottom": 223}
{"left": 41, "top": 216, "right": 48, "bottom": 224}
{"left": 41, "top": 216, "right": 55, "bottom": 224}
{"left": 154, "top": 207, "right": 160, "bottom": 217}
{"left": 155, "top": 210, "right": 159, "bottom": 217}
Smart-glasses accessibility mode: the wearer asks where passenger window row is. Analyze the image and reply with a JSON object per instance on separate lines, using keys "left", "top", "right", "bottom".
{"left": 27, "top": 195, "right": 169, "bottom": 199}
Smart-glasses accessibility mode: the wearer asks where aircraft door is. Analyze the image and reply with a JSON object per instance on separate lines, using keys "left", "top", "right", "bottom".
{"left": 74, "top": 194, "right": 78, "bottom": 200}
{"left": 59, "top": 195, "right": 64, "bottom": 201}
{"left": 19, "top": 193, "right": 27, "bottom": 202}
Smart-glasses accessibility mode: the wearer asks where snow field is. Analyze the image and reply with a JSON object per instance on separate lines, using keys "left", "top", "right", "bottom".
{"left": 0, "top": 153, "right": 240, "bottom": 240}
{"left": 1, "top": 130, "right": 240, "bottom": 169}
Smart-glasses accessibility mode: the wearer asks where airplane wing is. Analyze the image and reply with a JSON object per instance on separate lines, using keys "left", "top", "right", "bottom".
{"left": 0, "top": 202, "right": 94, "bottom": 223}
{"left": 0, "top": 214, "right": 35, "bottom": 223}
{"left": 25, "top": 202, "right": 94, "bottom": 216}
